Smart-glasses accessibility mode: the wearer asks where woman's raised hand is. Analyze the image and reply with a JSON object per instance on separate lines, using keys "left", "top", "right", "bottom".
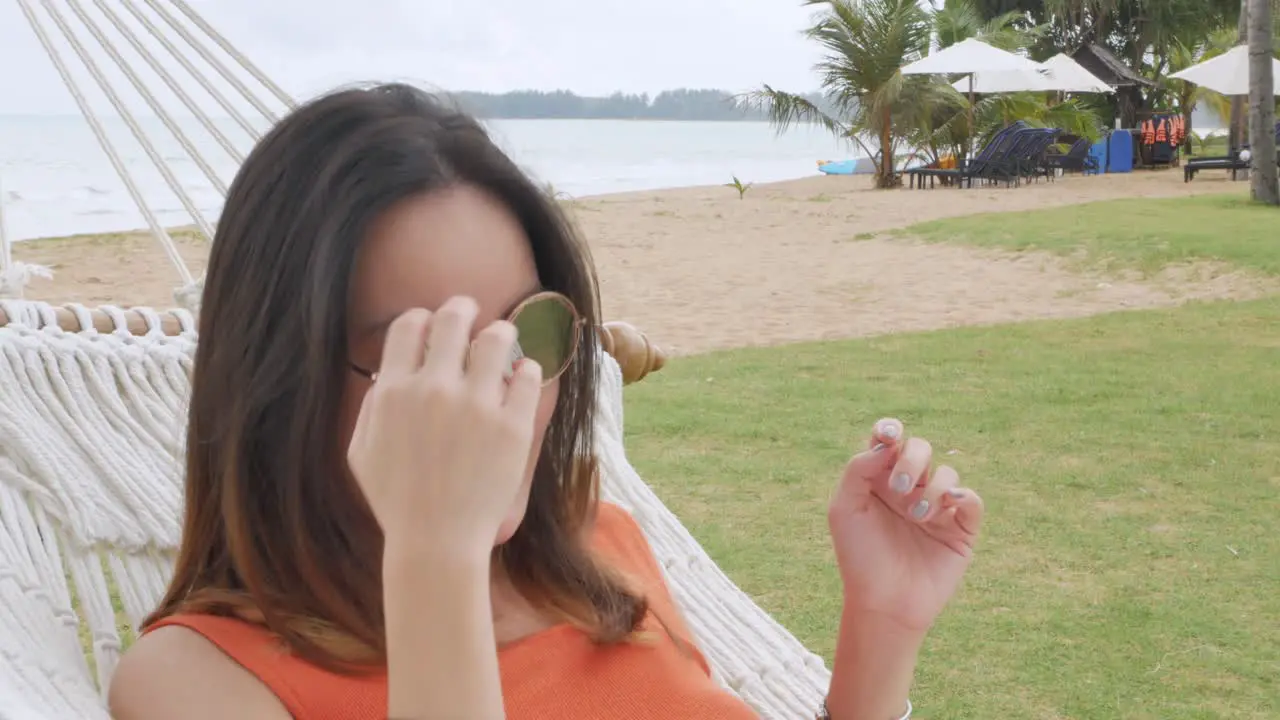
{"left": 346, "top": 296, "right": 543, "bottom": 557}
{"left": 827, "top": 418, "right": 985, "bottom": 635}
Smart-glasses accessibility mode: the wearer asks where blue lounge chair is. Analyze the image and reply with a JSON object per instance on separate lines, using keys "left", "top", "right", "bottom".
{"left": 906, "top": 121, "right": 1028, "bottom": 189}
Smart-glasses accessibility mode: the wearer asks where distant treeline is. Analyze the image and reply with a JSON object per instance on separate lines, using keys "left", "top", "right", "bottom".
{"left": 446, "top": 88, "right": 833, "bottom": 121}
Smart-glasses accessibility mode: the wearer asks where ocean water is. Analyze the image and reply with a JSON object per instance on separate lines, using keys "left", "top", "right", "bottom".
{"left": 0, "top": 115, "right": 852, "bottom": 242}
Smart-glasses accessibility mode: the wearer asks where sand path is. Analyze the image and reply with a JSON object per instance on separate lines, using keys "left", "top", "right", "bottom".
{"left": 11, "top": 170, "right": 1272, "bottom": 355}
{"left": 576, "top": 171, "right": 1272, "bottom": 354}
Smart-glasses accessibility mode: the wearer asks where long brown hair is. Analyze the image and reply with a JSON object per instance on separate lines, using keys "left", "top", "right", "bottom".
{"left": 144, "top": 84, "right": 646, "bottom": 670}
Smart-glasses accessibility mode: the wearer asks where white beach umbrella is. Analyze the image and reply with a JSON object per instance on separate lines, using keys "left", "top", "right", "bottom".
{"left": 1170, "top": 45, "right": 1280, "bottom": 96}
{"left": 901, "top": 38, "right": 1046, "bottom": 77}
{"left": 948, "top": 53, "right": 1113, "bottom": 94}
{"left": 950, "top": 68, "right": 1053, "bottom": 94}
{"left": 903, "top": 38, "right": 1048, "bottom": 155}
{"left": 1040, "top": 54, "right": 1114, "bottom": 93}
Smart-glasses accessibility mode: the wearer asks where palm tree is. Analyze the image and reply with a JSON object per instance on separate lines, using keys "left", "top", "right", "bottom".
{"left": 934, "top": 0, "right": 1040, "bottom": 52}
{"left": 740, "top": 0, "right": 957, "bottom": 188}
{"left": 1247, "top": 0, "right": 1278, "bottom": 204}
{"left": 744, "top": 0, "right": 1101, "bottom": 189}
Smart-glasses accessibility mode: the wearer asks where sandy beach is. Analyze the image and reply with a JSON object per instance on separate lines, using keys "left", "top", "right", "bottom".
{"left": 9, "top": 170, "right": 1272, "bottom": 355}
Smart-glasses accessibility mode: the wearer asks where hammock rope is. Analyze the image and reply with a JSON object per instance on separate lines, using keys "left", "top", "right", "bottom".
{"left": 5, "top": 0, "right": 298, "bottom": 306}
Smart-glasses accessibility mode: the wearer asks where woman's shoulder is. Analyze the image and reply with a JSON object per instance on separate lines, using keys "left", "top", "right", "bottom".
{"left": 590, "top": 502, "right": 669, "bottom": 585}
{"left": 589, "top": 501, "right": 711, "bottom": 675}
{"left": 110, "top": 622, "right": 292, "bottom": 719}
{"left": 592, "top": 501, "right": 642, "bottom": 535}
{"left": 590, "top": 502, "right": 652, "bottom": 556}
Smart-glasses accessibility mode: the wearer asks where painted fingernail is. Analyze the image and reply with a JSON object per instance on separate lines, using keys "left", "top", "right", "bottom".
{"left": 891, "top": 472, "right": 914, "bottom": 494}
{"left": 947, "top": 489, "right": 966, "bottom": 500}
{"left": 879, "top": 423, "right": 900, "bottom": 439}
{"left": 911, "top": 500, "right": 930, "bottom": 520}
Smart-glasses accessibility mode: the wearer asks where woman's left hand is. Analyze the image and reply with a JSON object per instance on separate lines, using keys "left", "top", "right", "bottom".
{"left": 827, "top": 417, "right": 985, "bottom": 636}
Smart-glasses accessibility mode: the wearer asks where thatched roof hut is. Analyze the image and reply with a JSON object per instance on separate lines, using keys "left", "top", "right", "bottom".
{"left": 1070, "top": 44, "right": 1154, "bottom": 127}
{"left": 1071, "top": 44, "right": 1155, "bottom": 90}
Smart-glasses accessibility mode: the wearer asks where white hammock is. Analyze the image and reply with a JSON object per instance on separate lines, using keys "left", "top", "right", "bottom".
{"left": 2, "top": 0, "right": 294, "bottom": 308}
{"left": 0, "top": 1, "right": 830, "bottom": 716}
{"left": 0, "top": 303, "right": 831, "bottom": 719}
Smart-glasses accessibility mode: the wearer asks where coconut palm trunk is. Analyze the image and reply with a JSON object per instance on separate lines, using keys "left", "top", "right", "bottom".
{"left": 1247, "top": 0, "right": 1279, "bottom": 203}
{"left": 881, "top": 108, "right": 894, "bottom": 180}
{"left": 1230, "top": 0, "right": 1249, "bottom": 152}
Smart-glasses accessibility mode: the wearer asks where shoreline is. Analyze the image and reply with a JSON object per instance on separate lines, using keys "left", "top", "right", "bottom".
{"left": 7, "top": 170, "right": 1260, "bottom": 355}
{"left": 2, "top": 143, "right": 1240, "bottom": 246}
{"left": 0, "top": 174, "right": 829, "bottom": 246}
{"left": 2, "top": 171, "right": 866, "bottom": 246}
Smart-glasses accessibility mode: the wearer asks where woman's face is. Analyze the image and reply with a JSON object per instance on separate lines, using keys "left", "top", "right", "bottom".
{"left": 342, "top": 184, "right": 559, "bottom": 546}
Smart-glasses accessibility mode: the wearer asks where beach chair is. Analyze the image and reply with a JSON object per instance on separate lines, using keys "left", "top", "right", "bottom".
{"left": 906, "top": 121, "right": 1027, "bottom": 190}
{"left": 965, "top": 126, "right": 1051, "bottom": 188}
{"left": 1011, "top": 129, "right": 1065, "bottom": 185}
{"left": 1183, "top": 152, "right": 1250, "bottom": 182}
{"left": 1184, "top": 123, "right": 1280, "bottom": 182}
{"left": 1043, "top": 138, "right": 1098, "bottom": 175}
{"left": 0, "top": 3, "right": 833, "bottom": 719}
{"left": 1184, "top": 147, "right": 1279, "bottom": 182}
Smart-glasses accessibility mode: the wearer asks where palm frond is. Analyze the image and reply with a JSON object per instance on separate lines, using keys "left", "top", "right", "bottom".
{"left": 738, "top": 86, "right": 855, "bottom": 140}
{"left": 1043, "top": 98, "right": 1105, "bottom": 141}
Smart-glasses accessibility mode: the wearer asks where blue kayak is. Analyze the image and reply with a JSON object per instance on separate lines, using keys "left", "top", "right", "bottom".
{"left": 817, "top": 158, "right": 866, "bottom": 175}
{"left": 818, "top": 157, "right": 927, "bottom": 175}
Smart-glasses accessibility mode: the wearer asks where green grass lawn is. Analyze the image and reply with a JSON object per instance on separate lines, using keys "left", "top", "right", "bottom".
{"left": 898, "top": 194, "right": 1280, "bottom": 278}
{"left": 624, "top": 195, "right": 1279, "bottom": 718}
{"left": 623, "top": 297, "right": 1280, "bottom": 719}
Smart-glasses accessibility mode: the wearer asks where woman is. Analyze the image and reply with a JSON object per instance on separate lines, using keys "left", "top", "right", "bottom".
{"left": 108, "top": 83, "right": 984, "bottom": 720}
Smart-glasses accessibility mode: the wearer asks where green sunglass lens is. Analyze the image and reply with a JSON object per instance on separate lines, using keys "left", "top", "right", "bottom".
{"left": 512, "top": 297, "right": 576, "bottom": 377}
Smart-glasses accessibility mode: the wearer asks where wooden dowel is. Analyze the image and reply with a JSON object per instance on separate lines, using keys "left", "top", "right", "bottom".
{"left": 0, "top": 305, "right": 667, "bottom": 385}
{"left": 0, "top": 305, "right": 188, "bottom": 336}
{"left": 596, "top": 322, "right": 668, "bottom": 384}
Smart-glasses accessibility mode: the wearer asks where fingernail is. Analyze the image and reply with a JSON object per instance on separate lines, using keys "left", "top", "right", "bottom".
{"left": 890, "top": 472, "right": 914, "bottom": 494}
{"left": 879, "top": 423, "right": 900, "bottom": 440}
{"left": 947, "top": 489, "right": 965, "bottom": 500}
{"left": 871, "top": 443, "right": 888, "bottom": 454}
{"left": 911, "top": 500, "right": 930, "bottom": 520}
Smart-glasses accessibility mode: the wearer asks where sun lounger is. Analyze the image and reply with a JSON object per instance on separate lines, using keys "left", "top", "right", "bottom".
{"left": 1185, "top": 146, "right": 1279, "bottom": 182}
{"left": 1044, "top": 138, "right": 1099, "bottom": 175}
{"left": 967, "top": 127, "right": 1058, "bottom": 188}
{"left": 1184, "top": 155, "right": 1249, "bottom": 182}
{"left": 1007, "top": 128, "right": 1062, "bottom": 185}
{"left": 1187, "top": 123, "right": 1280, "bottom": 182}
{"left": 906, "top": 121, "right": 1027, "bottom": 189}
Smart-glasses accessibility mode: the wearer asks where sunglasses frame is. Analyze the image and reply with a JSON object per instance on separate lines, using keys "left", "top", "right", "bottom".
{"left": 349, "top": 290, "right": 584, "bottom": 387}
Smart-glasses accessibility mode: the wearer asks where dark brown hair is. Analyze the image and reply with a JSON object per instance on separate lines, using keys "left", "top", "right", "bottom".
{"left": 144, "top": 83, "right": 646, "bottom": 669}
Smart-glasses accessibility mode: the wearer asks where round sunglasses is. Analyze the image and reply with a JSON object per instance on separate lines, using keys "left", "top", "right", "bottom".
{"left": 349, "top": 291, "right": 584, "bottom": 387}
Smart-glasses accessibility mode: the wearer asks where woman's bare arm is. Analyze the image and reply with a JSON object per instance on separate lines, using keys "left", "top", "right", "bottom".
{"left": 108, "top": 626, "right": 292, "bottom": 719}
{"left": 382, "top": 545, "right": 505, "bottom": 720}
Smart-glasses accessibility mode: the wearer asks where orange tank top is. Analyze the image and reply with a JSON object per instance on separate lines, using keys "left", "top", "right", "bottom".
{"left": 147, "top": 503, "right": 759, "bottom": 719}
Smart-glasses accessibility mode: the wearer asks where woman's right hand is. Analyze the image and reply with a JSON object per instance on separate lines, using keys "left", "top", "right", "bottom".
{"left": 346, "top": 296, "right": 544, "bottom": 558}
{"left": 349, "top": 297, "right": 538, "bottom": 719}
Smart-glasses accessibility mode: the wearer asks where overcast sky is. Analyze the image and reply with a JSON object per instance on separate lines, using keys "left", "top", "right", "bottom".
{"left": 0, "top": 0, "right": 829, "bottom": 115}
